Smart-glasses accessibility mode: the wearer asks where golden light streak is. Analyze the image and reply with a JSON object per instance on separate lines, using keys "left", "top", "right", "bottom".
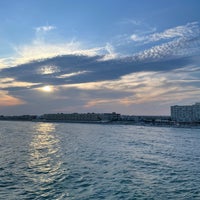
{"left": 0, "top": 91, "right": 25, "bottom": 106}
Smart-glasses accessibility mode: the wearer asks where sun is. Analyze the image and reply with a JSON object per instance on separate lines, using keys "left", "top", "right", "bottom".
{"left": 42, "top": 85, "right": 53, "bottom": 92}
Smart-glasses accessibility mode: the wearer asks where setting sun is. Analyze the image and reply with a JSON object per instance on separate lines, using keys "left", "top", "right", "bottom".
{"left": 42, "top": 85, "right": 53, "bottom": 92}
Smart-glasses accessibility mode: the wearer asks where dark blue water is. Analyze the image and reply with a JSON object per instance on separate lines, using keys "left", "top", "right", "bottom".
{"left": 0, "top": 121, "right": 200, "bottom": 199}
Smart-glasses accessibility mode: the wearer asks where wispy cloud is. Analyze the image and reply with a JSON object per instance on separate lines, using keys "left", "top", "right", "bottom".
{"left": 0, "top": 25, "right": 105, "bottom": 69}
{"left": 130, "top": 34, "right": 145, "bottom": 42}
{"left": 130, "top": 22, "right": 200, "bottom": 43}
{"left": 35, "top": 25, "right": 56, "bottom": 33}
{"left": 57, "top": 71, "right": 89, "bottom": 79}
{"left": 0, "top": 40, "right": 105, "bottom": 69}
{"left": 0, "top": 77, "right": 39, "bottom": 89}
{"left": 98, "top": 43, "right": 118, "bottom": 61}
{"left": 0, "top": 58, "right": 15, "bottom": 69}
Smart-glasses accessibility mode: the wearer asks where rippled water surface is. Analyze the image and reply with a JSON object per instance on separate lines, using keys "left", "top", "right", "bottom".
{"left": 0, "top": 121, "right": 200, "bottom": 199}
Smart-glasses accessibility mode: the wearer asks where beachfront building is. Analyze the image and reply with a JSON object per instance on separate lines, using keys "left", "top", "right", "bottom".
{"left": 42, "top": 113, "right": 100, "bottom": 122}
{"left": 41, "top": 112, "right": 121, "bottom": 122}
{"left": 171, "top": 102, "right": 200, "bottom": 123}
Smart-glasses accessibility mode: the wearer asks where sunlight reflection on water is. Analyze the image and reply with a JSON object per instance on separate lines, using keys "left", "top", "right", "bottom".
{"left": 27, "top": 123, "right": 67, "bottom": 198}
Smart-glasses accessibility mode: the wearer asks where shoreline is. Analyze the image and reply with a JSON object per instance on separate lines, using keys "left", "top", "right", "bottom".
{"left": 1, "top": 119, "right": 200, "bottom": 129}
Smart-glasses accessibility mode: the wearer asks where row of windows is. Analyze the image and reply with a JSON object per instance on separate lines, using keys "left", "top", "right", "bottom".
{"left": 171, "top": 105, "right": 200, "bottom": 122}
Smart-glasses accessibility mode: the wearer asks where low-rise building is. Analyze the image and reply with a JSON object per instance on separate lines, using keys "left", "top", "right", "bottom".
{"left": 41, "top": 112, "right": 121, "bottom": 122}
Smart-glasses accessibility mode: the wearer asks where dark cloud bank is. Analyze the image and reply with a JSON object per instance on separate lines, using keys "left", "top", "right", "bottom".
{"left": 1, "top": 53, "right": 198, "bottom": 91}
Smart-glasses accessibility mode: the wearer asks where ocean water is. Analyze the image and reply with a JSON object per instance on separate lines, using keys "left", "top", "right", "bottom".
{"left": 0, "top": 121, "right": 200, "bottom": 200}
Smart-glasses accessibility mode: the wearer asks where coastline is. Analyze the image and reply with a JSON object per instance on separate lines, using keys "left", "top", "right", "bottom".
{"left": 1, "top": 119, "right": 200, "bottom": 129}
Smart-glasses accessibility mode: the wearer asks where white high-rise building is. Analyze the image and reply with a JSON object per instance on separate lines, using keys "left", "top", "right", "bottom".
{"left": 171, "top": 102, "right": 200, "bottom": 123}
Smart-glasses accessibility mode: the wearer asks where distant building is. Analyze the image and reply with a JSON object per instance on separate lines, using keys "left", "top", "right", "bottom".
{"left": 99, "top": 112, "right": 121, "bottom": 121}
{"left": 171, "top": 102, "right": 200, "bottom": 123}
{"left": 0, "top": 115, "right": 37, "bottom": 121}
{"left": 42, "top": 113, "right": 100, "bottom": 122}
{"left": 41, "top": 112, "right": 121, "bottom": 122}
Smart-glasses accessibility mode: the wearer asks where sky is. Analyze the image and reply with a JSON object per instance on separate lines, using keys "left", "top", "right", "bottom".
{"left": 0, "top": 0, "right": 200, "bottom": 116}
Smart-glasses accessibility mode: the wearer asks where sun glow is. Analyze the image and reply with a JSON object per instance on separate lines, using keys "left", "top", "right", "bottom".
{"left": 42, "top": 85, "right": 53, "bottom": 92}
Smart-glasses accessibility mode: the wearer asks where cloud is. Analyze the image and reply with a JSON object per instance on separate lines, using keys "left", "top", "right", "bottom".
{"left": 0, "top": 40, "right": 105, "bottom": 69}
{"left": 1, "top": 21, "right": 199, "bottom": 104}
{"left": 35, "top": 25, "right": 56, "bottom": 33}
{"left": 59, "top": 64, "right": 200, "bottom": 109}
{"left": 130, "top": 22, "right": 200, "bottom": 43}
{"left": 0, "top": 77, "right": 39, "bottom": 90}
{"left": 134, "top": 35, "right": 200, "bottom": 61}
{"left": 1, "top": 52, "right": 194, "bottom": 91}
{"left": 57, "top": 71, "right": 89, "bottom": 79}
{"left": 0, "top": 58, "right": 15, "bottom": 69}
{"left": 1, "top": 61, "right": 200, "bottom": 115}
{"left": 98, "top": 43, "right": 118, "bottom": 61}
{"left": 1, "top": 33, "right": 124, "bottom": 70}
{"left": 0, "top": 90, "right": 25, "bottom": 107}
{"left": 0, "top": 22, "right": 198, "bottom": 71}
{"left": 0, "top": 22, "right": 200, "bottom": 115}
{"left": 0, "top": 59, "right": 7, "bottom": 69}
{"left": 130, "top": 34, "right": 145, "bottom": 42}
{"left": 0, "top": 26, "right": 108, "bottom": 70}
{"left": 37, "top": 65, "right": 60, "bottom": 75}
